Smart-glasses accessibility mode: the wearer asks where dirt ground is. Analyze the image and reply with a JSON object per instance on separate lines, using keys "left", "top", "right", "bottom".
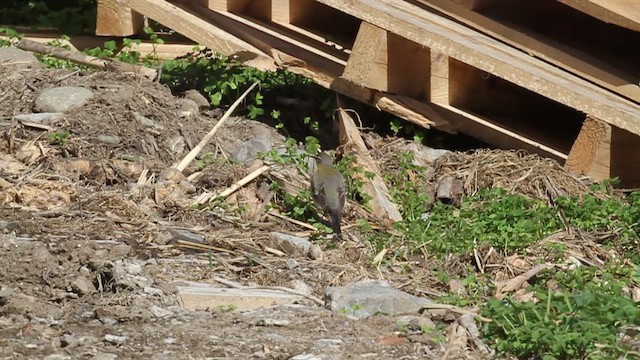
{"left": 1, "top": 66, "right": 487, "bottom": 360}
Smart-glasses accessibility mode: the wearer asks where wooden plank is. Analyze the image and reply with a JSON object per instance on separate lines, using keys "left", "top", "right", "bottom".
{"left": 413, "top": 0, "right": 640, "bottom": 104}
{"left": 172, "top": 1, "right": 346, "bottom": 75}
{"left": 336, "top": 105, "right": 403, "bottom": 223}
{"left": 272, "top": 0, "right": 291, "bottom": 23}
{"left": 555, "top": 0, "right": 640, "bottom": 32}
{"left": 343, "top": 22, "right": 430, "bottom": 99}
{"left": 565, "top": 116, "right": 612, "bottom": 181}
{"left": 125, "top": 0, "right": 271, "bottom": 60}
{"left": 96, "top": 0, "right": 144, "bottom": 36}
{"left": 342, "top": 22, "right": 388, "bottom": 90}
{"left": 430, "top": 51, "right": 449, "bottom": 105}
{"left": 313, "top": 0, "right": 640, "bottom": 137}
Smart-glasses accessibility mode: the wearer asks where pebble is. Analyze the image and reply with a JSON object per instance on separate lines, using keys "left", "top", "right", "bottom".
{"left": 150, "top": 305, "right": 173, "bottom": 318}
{"left": 0, "top": 47, "right": 41, "bottom": 69}
{"left": 104, "top": 334, "right": 127, "bottom": 345}
{"left": 72, "top": 276, "right": 97, "bottom": 296}
{"left": 143, "top": 286, "right": 164, "bottom": 296}
{"left": 90, "top": 353, "right": 118, "bottom": 360}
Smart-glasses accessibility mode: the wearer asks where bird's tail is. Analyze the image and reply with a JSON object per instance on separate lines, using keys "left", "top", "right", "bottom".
{"left": 330, "top": 210, "right": 342, "bottom": 238}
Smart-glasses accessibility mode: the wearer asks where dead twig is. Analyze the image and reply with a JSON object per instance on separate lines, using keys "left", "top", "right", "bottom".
{"left": 175, "top": 81, "right": 260, "bottom": 172}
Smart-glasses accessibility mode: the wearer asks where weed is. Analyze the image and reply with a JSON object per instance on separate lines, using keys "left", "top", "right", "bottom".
{"left": 49, "top": 131, "right": 71, "bottom": 146}
{"left": 482, "top": 265, "right": 640, "bottom": 359}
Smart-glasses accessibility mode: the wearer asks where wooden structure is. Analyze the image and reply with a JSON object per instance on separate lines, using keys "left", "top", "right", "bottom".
{"left": 95, "top": 0, "right": 640, "bottom": 187}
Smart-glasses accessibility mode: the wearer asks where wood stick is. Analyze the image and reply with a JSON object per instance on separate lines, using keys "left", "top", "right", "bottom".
{"left": 192, "top": 164, "right": 270, "bottom": 206}
{"left": 174, "top": 81, "right": 260, "bottom": 172}
{"left": 16, "top": 38, "right": 157, "bottom": 80}
{"left": 267, "top": 210, "right": 318, "bottom": 231}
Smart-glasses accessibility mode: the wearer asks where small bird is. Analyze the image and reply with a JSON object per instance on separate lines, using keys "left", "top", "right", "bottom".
{"left": 311, "top": 151, "right": 346, "bottom": 239}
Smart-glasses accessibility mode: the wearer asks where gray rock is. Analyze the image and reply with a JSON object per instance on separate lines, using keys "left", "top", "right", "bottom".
{"left": 0, "top": 220, "right": 18, "bottom": 232}
{"left": 134, "top": 112, "right": 164, "bottom": 130}
{"left": 72, "top": 276, "right": 97, "bottom": 296}
{"left": 90, "top": 353, "right": 118, "bottom": 360}
{"left": 325, "top": 280, "right": 432, "bottom": 319}
{"left": 231, "top": 133, "right": 276, "bottom": 165}
{"left": 14, "top": 113, "right": 64, "bottom": 126}
{"left": 177, "top": 98, "right": 199, "bottom": 117}
{"left": 264, "top": 333, "right": 291, "bottom": 344}
{"left": 314, "top": 338, "right": 343, "bottom": 349}
{"left": 34, "top": 86, "right": 94, "bottom": 113}
{"left": 290, "top": 354, "right": 324, "bottom": 360}
{"left": 285, "top": 258, "right": 299, "bottom": 270}
{"left": 165, "top": 136, "right": 186, "bottom": 155}
{"left": 150, "top": 305, "right": 173, "bottom": 318}
{"left": 43, "top": 354, "right": 71, "bottom": 360}
{"left": 60, "top": 333, "right": 77, "bottom": 348}
{"left": 289, "top": 279, "right": 312, "bottom": 296}
{"left": 162, "top": 337, "right": 177, "bottom": 345}
{"left": 0, "top": 47, "right": 41, "bottom": 69}
{"left": 97, "top": 134, "right": 121, "bottom": 145}
{"left": 104, "top": 334, "right": 127, "bottom": 345}
{"left": 143, "top": 286, "right": 164, "bottom": 296}
{"left": 168, "top": 229, "right": 204, "bottom": 244}
{"left": 269, "top": 232, "right": 313, "bottom": 256}
{"left": 182, "top": 89, "right": 210, "bottom": 109}
{"left": 255, "top": 318, "right": 290, "bottom": 326}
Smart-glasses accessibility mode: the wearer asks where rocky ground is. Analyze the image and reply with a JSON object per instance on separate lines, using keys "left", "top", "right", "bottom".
{"left": 0, "top": 47, "right": 496, "bottom": 360}
{"left": 3, "top": 45, "right": 628, "bottom": 360}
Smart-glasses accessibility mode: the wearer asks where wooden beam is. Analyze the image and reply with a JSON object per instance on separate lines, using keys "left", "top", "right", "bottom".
{"left": 412, "top": 0, "right": 640, "bottom": 104}
{"left": 313, "top": 0, "right": 640, "bottom": 137}
{"left": 96, "top": 0, "right": 144, "bottom": 36}
{"left": 566, "top": 116, "right": 640, "bottom": 187}
{"left": 271, "top": 0, "right": 290, "bottom": 23}
{"left": 342, "top": 22, "right": 388, "bottom": 90}
{"left": 125, "top": 0, "right": 271, "bottom": 60}
{"left": 430, "top": 51, "right": 449, "bottom": 105}
{"left": 555, "top": 0, "right": 640, "bottom": 32}
{"left": 565, "top": 116, "right": 611, "bottom": 181}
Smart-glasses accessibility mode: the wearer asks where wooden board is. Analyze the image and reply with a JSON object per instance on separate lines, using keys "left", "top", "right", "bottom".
{"left": 313, "top": 0, "right": 640, "bottom": 137}
{"left": 125, "top": 0, "right": 271, "bottom": 60}
{"left": 555, "top": 0, "right": 640, "bottom": 32}
{"left": 412, "top": 0, "right": 640, "bottom": 104}
{"left": 96, "top": 0, "right": 144, "bottom": 36}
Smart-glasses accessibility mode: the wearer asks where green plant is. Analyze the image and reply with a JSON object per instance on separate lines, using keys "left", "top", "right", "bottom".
{"left": 482, "top": 266, "right": 640, "bottom": 360}
{"left": 49, "top": 131, "right": 71, "bottom": 146}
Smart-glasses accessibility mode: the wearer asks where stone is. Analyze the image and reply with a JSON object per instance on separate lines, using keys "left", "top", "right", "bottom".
{"left": 14, "top": 113, "right": 64, "bottom": 126}
{"left": 182, "top": 89, "right": 210, "bottom": 109}
{"left": 72, "top": 276, "right": 97, "bottom": 296}
{"left": 134, "top": 112, "right": 164, "bottom": 130}
{"left": 104, "top": 334, "right": 127, "bottom": 345}
{"left": 97, "top": 135, "right": 121, "bottom": 145}
{"left": 325, "top": 280, "right": 433, "bottom": 319}
{"left": 90, "top": 353, "right": 118, "bottom": 360}
{"left": 230, "top": 133, "right": 276, "bottom": 165}
{"left": 60, "top": 333, "right": 77, "bottom": 348}
{"left": 177, "top": 98, "right": 199, "bottom": 117}
{"left": 289, "top": 279, "right": 312, "bottom": 296}
{"left": 43, "top": 354, "right": 71, "bottom": 360}
{"left": 150, "top": 305, "right": 173, "bottom": 318}
{"left": 0, "top": 47, "right": 41, "bottom": 69}
{"left": 34, "top": 86, "right": 94, "bottom": 113}
{"left": 269, "top": 232, "right": 312, "bottom": 257}
{"left": 168, "top": 229, "right": 204, "bottom": 244}
{"left": 285, "top": 258, "right": 299, "bottom": 270}
{"left": 143, "top": 286, "right": 164, "bottom": 296}
{"left": 313, "top": 338, "right": 343, "bottom": 350}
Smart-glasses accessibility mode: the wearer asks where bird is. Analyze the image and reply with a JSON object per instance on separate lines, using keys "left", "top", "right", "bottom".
{"left": 311, "top": 151, "right": 346, "bottom": 239}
